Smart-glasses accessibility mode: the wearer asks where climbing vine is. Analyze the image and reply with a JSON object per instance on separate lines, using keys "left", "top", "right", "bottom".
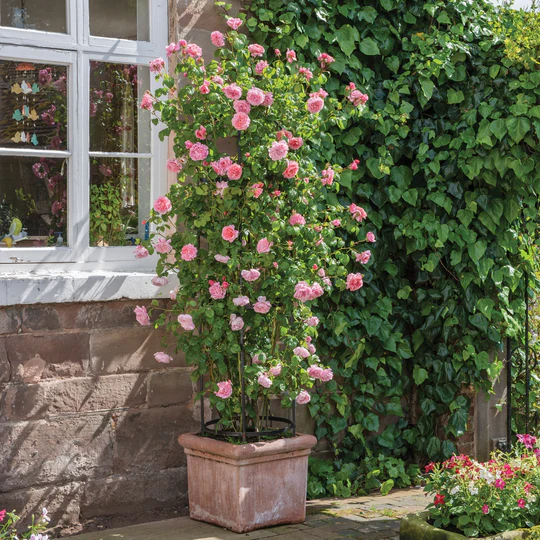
{"left": 245, "top": 0, "right": 540, "bottom": 495}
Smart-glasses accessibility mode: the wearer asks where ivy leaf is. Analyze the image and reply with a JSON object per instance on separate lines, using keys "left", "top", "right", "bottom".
{"left": 365, "top": 316, "right": 383, "bottom": 336}
{"left": 447, "top": 89, "right": 464, "bottom": 104}
{"left": 506, "top": 116, "right": 531, "bottom": 144}
{"left": 359, "top": 38, "right": 380, "bottom": 56}
{"left": 336, "top": 24, "right": 359, "bottom": 56}
{"left": 363, "top": 412, "right": 380, "bottom": 432}
{"left": 477, "top": 298, "right": 495, "bottom": 321}
{"left": 380, "top": 479, "right": 394, "bottom": 495}
{"left": 413, "top": 365, "right": 429, "bottom": 385}
{"left": 420, "top": 78, "right": 434, "bottom": 100}
{"left": 489, "top": 119, "right": 507, "bottom": 141}
{"left": 468, "top": 239, "right": 487, "bottom": 263}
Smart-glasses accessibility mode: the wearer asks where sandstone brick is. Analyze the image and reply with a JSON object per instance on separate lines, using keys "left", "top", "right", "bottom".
{"left": 0, "top": 373, "right": 147, "bottom": 421}
{"left": 0, "top": 414, "right": 114, "bottom": 490}
{"left": 21, "top": 306, "right": 61, "bottom": 332}
{"left": 147, "top": 368, "right": 194, "bottom": 408}
{"left": 89, "top": 327, "right": 184, "bottom": 374}
{"left": 81, "top": 467, "right": 188, "bottom": 518}
{"left": 0, "top": 481, "right": 83, "bottom": 529}
{"left": 6, "top": 332, "right": 90, "bottom": 381}
{"left": 113, "top": 405, "right": 198, "bottom": 473}
{"left": 173, "top": 0, "right": 241, "bottom": 35}
{"left": 0, "top": 307, "right": 21, "bottom": 335}
{"left": 0, "top": 337, "right": 10, "bottom": 383}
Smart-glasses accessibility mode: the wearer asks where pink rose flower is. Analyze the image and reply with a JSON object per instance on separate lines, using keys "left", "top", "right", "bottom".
{"left": 289, "top": 213, "right": 306, "bottom": 226}
{"left": 307, "top": 343, "right": 316, "bottom": 354}
{"left": 294, "top": 282, "right": 313, "bottom": 303}
{"left": 169, "top": 287, "right": 178, "bottom": 300}
{"left": 305, "top": 316, "right": 320, "bottom": 327}
{"left": 140, "top": 92, "right": 154, "bottom": 110}
{"left": 346, "top": 273, "right": 364, "bottom": 291}
{"left": 233, "top": 296, "right": 250, "bottom": 307}
{"left": 186, "top": 43, "right": 203, "bottom": 58}
{"left": 134, "top": 245, "right": 149, "bottom": 259}
{"left": 366, "top": 232, "right": 376, "bottom": 243}
{"left": 195, "top": 125, "right": 207, "bottom": 140}
{"left": 318, "top": 53, "right": 335, "bottom": 68}
{"left": 166, "top": 42, "right": 180, "bottom": 56}
{"left": 226, "top": 17, "right": 242, "bottom": 30}
{"left": 518, "top": 499, "right": 526, "bottom": 509}
{"left": 296, "top": 390, "right": 311, "bottom": 405}
{"left": 215, "top": 254, "right": 230, "bottom": 263}
{"left": 293, "top": 346, "right": 310, "bottom": 359}
{"left": 149, "top": 58, "right": 165, "bottom": 73}
{"left": 307, "top": 365, "right": 324, "bottom": 379}
{"left": 307, "top": 96, "right": 324, "bottom": 114}
{"left": 357, "top": 250, "right": 371, "bottom": 264}
{"left": 211, "top": 31, "right": 225, "bottom": 47}
{"left": 222, "top": 225, "right": 239, "bottom": 242}
{"left": 154, "top": 196, "right": 172, "bottom": 215}
{"left": 298, "top": 67, "right": 313, "bottom": 80}
{"left": 154, "top": 352, "right": 173, "bottom": 364}
{"left": 332, "top": 219, "right": 341, "bottom": 227}
{"left": 154, "top": 238, "right": 172, "bottom": 254}
{"left": 268, "top": 140, "right": 289, "bottom": 161}
{"left": 230, "top": 314, "right": 244, "bottom": 331}
{"left": 262, "top": 92, "right": 274, "bottom": 107}
{"left": 286, "top": 49, "right": 297, "bottom": 63}
{"left": 251, "top": 182, "right": 264, "bottom": 198}
{"left": 288, "top": 137, "right": 303, "bottom": 150}
{"left": 269, "top": 364, "right": 282, "bottom": 377}
{"left": 258, "top": 373, "right": 272, "bottom": 388}
{"left": 178, "top": 314, "right": 195, "bottom": 331}
{"left": 215, "top": 380, "right": 233, "bottom": 399}
{"left": 223, "top": 84, "right": 242, "bottom": 100}
{"left": 252, "top": 353, "right": 264, "bottom": 365}
{"left": 233, "top": 100, "right": 251, "bottom": 114}
{"left": 152, "top": 276, "right": 169, "bottom": 287}
{"left": 283, "top": 160, "right": 299, "bottom": 179}
{"left": 241, "top": 269, "right": 261, "bottom": 282}
{"left": 349, "top": 159, "right": 360, "bottom": 170}
{"left": 320, "top": 368, "right": 333, "bottom": 382}
{"left": 167, "top": 158, "right": 184, "bottom": 173}
{"left": 482, "top": 505, "right": 489, "bottom": 515}
{"left": 227, "top": 164, "right": 243, "bottom": 180}
{"left": 209, "top": 282, "right": 227, "bottom": 300}
{"left": 189, "top": 142, "right": 209, "bottom": 161}
{"left": 311, "top": 282, "right": 324, "bottom": 298}
{"left": 181, "top": 244, "right": 198, "bottom": 261}
{"left": 212, "top": 75, "right": 224, "bottom": 85}
{"left": 232, "top": 112, "right": 250, "bottom": 131}
{"left": 253, "top": 296, "right": 271, "bottom": 314}
{"left": 211, "top": 156, "right": 233, "bottom": 176}
{"left": 185, "top": 140, "right": 193, "bottom": 149}
{"left": 321, "top": 168, "right": 334, "bottom": 186}
{"left": 215, "top": 181, "right": 228, "bottom": 197}
{"left": 257, "top": 238, "right": 273, "bottom": 254}
{"left": 134, "top": 306, "right": 151, "bottom": 326}
{"left": 349, "top": 203, "right": 368, "bottom": 222}
{"left": 348, "top": 90, "right": 369, "bottom": 107}
{"left": 255, "top": 60, "right": 269, "bottom": 74}
{"left": 248, "top": 44, "right": 265, "bottom": 57}
{"left": 246, "top": 87, "right": 265, "bottom": 106}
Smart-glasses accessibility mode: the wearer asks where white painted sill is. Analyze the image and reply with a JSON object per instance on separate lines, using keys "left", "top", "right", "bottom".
{"left": 0, "top": 271, "right": 179, "bottom": 306}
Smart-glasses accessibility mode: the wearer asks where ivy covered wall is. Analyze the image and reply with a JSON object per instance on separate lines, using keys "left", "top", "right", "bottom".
{"left": 247, "top": 0, "right": 540, "bottom": 495}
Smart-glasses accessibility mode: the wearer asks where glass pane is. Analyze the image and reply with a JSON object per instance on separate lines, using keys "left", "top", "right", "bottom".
{"left": 0, "top": 0, "right": 67, "bottom": 33}
{"left": 0, "top": 60, "right": 68, "bottom": 150}
{"left": 89, "top": 157, "right": 150, "bottom": 247}
{"left": 90, "top": 0, "right": 149, "bottom": 41}
{"left": 0, "top": 156, "right": 67, "bottom": 247}
{"left": 89, "top": 62, "right": 151, "bottom": 154}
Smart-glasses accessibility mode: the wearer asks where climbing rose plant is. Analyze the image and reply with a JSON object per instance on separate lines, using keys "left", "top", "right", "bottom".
{"left": 425, "top": 435, "right": 540, "bottom": 538}
{"left": 134, "top": 19, "right": 372, "bottom": 433}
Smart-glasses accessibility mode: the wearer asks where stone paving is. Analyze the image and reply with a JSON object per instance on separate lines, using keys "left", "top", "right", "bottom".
{"left": 71, "top": 487, "right": 428, "bottom": 540}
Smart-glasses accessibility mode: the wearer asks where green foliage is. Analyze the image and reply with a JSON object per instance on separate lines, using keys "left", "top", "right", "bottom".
{"left": 249, "top": 0, "right": 540, "bottom": 480}
{"left": 89, "top": 182, "right": 125, "bottom": 246}
{"left": 0, "top": 508, "right": 52, "bottom": 539}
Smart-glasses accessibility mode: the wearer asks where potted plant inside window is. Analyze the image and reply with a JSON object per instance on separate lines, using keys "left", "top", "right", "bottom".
{"left": 134, "top": 15, "right": 373, "bottom": 534}
{"left": 401, "top": 434, "right": 540, "bottom": 539}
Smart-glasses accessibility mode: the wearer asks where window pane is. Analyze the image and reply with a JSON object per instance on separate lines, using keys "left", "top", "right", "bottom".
{"left": 90, "top": 0, "right": 149, "bottom": 41}
{"left": 0, "top": 0, "right": 66, "bottom": 33}
{"left": 90, "top": 157, "right": 150, "bottom": 247}
{"left": 0, "top": 156, "right": 67, "bottom": 247}
{"left": 89, "top": 62, "right": 151, "bottom": 154}
{"left": 0, "top": 60, "right": 68, "bottom": 150}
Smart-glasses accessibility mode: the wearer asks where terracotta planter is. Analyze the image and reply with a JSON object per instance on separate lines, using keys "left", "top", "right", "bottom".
{"left": 178, "top": 432, "right": 317, "bottom": 533}
{"left": 400, "top": 512, "right": 529, "bottom": 540}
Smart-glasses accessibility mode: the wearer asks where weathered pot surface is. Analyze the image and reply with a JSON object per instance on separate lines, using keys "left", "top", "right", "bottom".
{"left": 400, "top": 511, "right": 530, "bottom": 540}
{"left": 179, "top": 432, "right": 317, "bottom": 533}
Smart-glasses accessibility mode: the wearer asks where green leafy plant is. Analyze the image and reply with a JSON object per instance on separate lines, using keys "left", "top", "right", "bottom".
{"left": 89, "top": 182, "right": 125, "bottom": 246}
{"left": 0, "top": 507, "right": 52, "bottom": 539}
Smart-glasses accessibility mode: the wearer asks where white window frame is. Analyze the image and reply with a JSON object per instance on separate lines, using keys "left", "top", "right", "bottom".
{"left": 0, "top": 0, "right": 168, "bottom": 273}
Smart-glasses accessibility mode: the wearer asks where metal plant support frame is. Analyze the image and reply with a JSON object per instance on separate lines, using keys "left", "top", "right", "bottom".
{"left": 196, "top": 132, "right": 296, "bottom": 442}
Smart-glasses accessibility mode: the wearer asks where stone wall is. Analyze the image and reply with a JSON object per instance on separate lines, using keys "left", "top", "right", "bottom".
{"left": 0, "top": 299, "right": 200, "bottom": 535}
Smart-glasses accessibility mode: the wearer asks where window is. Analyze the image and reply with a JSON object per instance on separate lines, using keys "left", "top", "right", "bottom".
{"left": 0, "top": 0, "right": 167, "bottom": 271}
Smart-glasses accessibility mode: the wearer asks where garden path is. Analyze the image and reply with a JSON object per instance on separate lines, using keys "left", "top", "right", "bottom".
{"left": 70, "top": 487, "right": 427, "bottom": 540}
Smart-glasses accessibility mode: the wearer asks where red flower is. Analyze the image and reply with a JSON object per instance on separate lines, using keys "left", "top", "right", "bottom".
{"left": 425, "top": 462, "right": 435, "bottom": 473}
{"left": 434, "top": 494, "right": 445, "bottom": 506}
{"left": 518, "top": 498, "right": 526, "bottom": 509}
{"left": 0, "top": 509, "right": 6, "bottom": 522}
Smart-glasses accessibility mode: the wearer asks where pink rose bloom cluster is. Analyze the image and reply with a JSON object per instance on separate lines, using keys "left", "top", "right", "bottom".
{"left": 246, "top": 87, "right": 265, "bottom": 106}
{"left": 283, "top": 160, "right": 299, "bottom": 179}
{"left": 286, "top": 49, "right": 297, "bottom": 63}
{"left": 140, "top": 92, "right": 154, "bottom": 110}
{"left": 215, "top": 181, "right": 228, "bottom": 197}
{"left": 134, "top": 245, "right": 149, "bottom": 259}
{"left": 152, "top": 276, "right": 169, "bottom": 287}
{"left": 232, "top": 112, "right": 250, "bottom": 131}
{"left": 215, "top": 380, "right": 233, "bottom": 398}
{"left": 269, "top": 365, "right": 282, "bottom": 377}
{"left": 166, "top": 42, "right": 180, "bottom": 56}
{"left": 181, "top": 243, "right": 197, "bottom": 261}
{"left": 215, "top": 254, "right": 230, "bottom": 263}
{"left": 255, "top": 60, "right": 268, "bottom": 74}
{"left": 233, "top": 296, "right": 250, "bottom": 307}
{"left": 305, "top": 316, "right": 320, "bottom": 327}
{"left": 178, "top": 314, "right": 195, "bottom": 331}
{"left": 257, "top": 238, "right": 273, "bottom": 253}
{"left": 241, "top": 269, "right": 261, "bottom": 282}
{"left": 289, "top": 212, "right": 306, "bottom": 226}
{"left": 149, "top": 58, "right": 165, "bottom": 73}
{"left": 154, "top": 238, "right": 172, "bottom": 254}
{"left": 318, "top": 53, "right": 335, "bottom": 69}
{"left": 211, "top": 156, "right": 233, "bottom": 176}
{"left": 293, "top": 346, "right": 310, "bottom": 358}
{"left": 195, "top": 125, "right": 207, "bottom": 139}
{"left": 251, "top": 182, "right": 264, "bottom": 198}
{"left": 248, "top": 44, "right": 265, "bottom": 57}
{"left": 134, "top": 306, "right": 151, "bottom": 326}
{"left": 356, "top": 250, "right": 371, "bottom": 264}
{"left": 252, "top": 353, "right": 264, "bottom": 365}
{"left": 222, "top": 225, "right": 239, "bottom": 242}
{"left": 298, "top": 67, "right": 313, "bottom": 80}
{"left": 153, "top": 196, "right": 172, "bottom": 215}
{"left": 258, "top": 373, "right": 272, "bottom": 388}
{"left": 227, "top": 163, "right": 243, "bottom": 180}
{"left": 230, "top": 314, "right": 244, "bottom": 331}
{"left": 154, "top": 352, "right": 173, "bottom": 364}
{"left": 349, "top": 203, "right": 367, "bottom": 222}
{"left": 269, "top": 140, "right": 289, "bottom": 161}
{"left": 289, "top": 137, "right": 303, "bottom": 150}
{"left": 233, "top": 100, "right": 251, "bottom": 114}
{"left": 307, "top": 94, "right": 324, "bottom": 114}
{"left": 346, "top": 273, "right": 364, "bottom": 291}
{"left": 294, "top": 281, "right": 324, "bottom": 302}
{"left": 296, "top": 390, "right": 311, "bottom": 405}
{"left": 321, "top": 168, "right": 334, "bottom": 186}
{"left": 211, "top": 31, "right": 225, "bottom": 47}
{"left": 189, "top": 142, "right": 209, "bottom": 161}
{"left": 253, "top": 296, "right": 271, "bottom": 314}
{"left": 366, "top": 232, "right": 376, "bottom": 243}
{"left": 307, "top": 365, "right": 333, "bottom": 382}
{"left": 209, "top": 280, "right": 228, "bottom": 300}
{"left": 227, "top": 18, "right": 242, "bottom": 30}
{"left": 346, "top": 83, "right": 369, "bottom": 107}
{"left": 223, "top": 84, "right": 242, "bottom": 100}
{"left": 167, "top": 157, "right": 185, "bottom": 173}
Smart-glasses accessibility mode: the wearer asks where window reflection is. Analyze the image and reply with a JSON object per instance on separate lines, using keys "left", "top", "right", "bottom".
{"left": 0, "top": 0, "right": 67, "bottom": 33}
{"left": 90, "top": 0, "right": 149, "bottom": 41}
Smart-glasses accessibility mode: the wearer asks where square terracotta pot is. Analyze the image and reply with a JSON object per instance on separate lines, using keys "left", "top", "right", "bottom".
{"left": 178, "top": 432, "right": 317, "bottom": 533}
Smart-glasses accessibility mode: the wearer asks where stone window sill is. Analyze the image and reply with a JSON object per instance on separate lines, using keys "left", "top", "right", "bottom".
{"left": 0, "top": 271, "right": 179, "bottom": 306}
